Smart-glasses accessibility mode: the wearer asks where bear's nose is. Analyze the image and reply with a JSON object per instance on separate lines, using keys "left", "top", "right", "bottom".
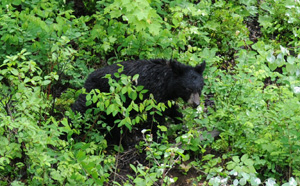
{"left": 187, "top": 93, "right": 200, "bottom": 108}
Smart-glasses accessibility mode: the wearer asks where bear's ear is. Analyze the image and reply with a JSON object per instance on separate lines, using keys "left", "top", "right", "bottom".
{"left": 195, "top": 61, "right": 206, "bottom": 74}
{"left": 167, "top": 60, "right": 184, "bottom": 75}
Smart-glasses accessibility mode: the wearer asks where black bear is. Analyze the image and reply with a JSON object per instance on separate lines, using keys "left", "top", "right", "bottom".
{"left": 72, "top": 59, "right": 206, "bottom": 141}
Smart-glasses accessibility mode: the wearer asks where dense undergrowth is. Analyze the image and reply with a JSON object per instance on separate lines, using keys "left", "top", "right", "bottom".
{"left": 0, "top": 0, "right": 300, "bottom": 185}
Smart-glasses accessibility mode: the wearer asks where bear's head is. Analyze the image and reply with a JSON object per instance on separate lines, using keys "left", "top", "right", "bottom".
{"left": 168, "top": 60, "right": 206, "bottom": 108}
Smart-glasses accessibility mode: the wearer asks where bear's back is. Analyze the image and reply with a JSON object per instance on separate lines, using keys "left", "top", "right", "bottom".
{"left": 84, "top": 59, "right": 174, "bottom": 102}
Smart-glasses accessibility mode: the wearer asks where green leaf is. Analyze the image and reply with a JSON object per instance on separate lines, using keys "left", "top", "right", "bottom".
{"left": 133, "top": 10, "right": 148, "bottom": 21}
{"left": 167, "top": 101, "right": 172, "bottom": 108}
{"left": 133, "top": 74, "right": 139, "bottom": 81}
{"left": 226, "top": 162, "right": 236, "bottom": 170}
{"left": 41, "top": 80, "right": 51, "bottom": 85}
{"left": 258, "top": 15, "right": 273, "bottom": 28}
{"left": 287, "top": 56, "right": 295, "bottom": 64}
{"left": 148, "top": 22, "right": 161, "bottom": 35}
{"left": 266, "top": 51, "right": 275, "bottom": 63}
{"left": 133, "top": 177, "right": 146, "bottom": 186}
{"left": 250, "top": 177, "right": 261, "bottom": 186}
{"left": 102, "top": 42, "right": 110, "bottom": 51}
{"left": 122, "top": 87, "right": 127, "bottom": 94}
{"left": 145, "top": 105, "right": 152, "bottom": 111}
{"left": 204, "top": 21, "right": 220, "bottom": 31}
{"left": 268, "top": 62, "right": 277, "bottom": 71}
{"left": 12, "top": 0, "right": 21, "bottom": 6}
{"left": 157, "top": 125, "right": 167, "bottom": 132}
{"left": 105, "top": 100, "right": 110, "bottom": 107}
{"left": 76, "top": 150, "right": 86, "bottom": 161}
{"left": 107, "top": 104, "right": 115, "bottom": 115}
{"left": 130, "top": 164, "right": 137, "bottom": 173}
{"left": 136, "top": 85, "right": 144, "bottom": 92}
{"left": 232, "top": 156, "right": 240, "bottom": 163}
{"left": 141, "top": 89, "right": 148, "bottom": 94}
{"left": 120, "top": 94, "right": 126, "bottom": 103}
{"left": 130, "top": 91, "right": 137, "bottom": 100}
{"left": 11, "top": 69, "right": 19, "bottom": 76}
{"left": 92, "top": 94, "right": 98, "bottom": 103}
{"left": 239, "top": 178, "right": 247, "bottom": 185}
{"left": 138, "top": 92, "right": 144, "bottom": 100}
{"left": 240, "top": 154, "right": 248, "bottom": 162}
{"left": 139, "top": 104, "right": 145, "bottom": 112}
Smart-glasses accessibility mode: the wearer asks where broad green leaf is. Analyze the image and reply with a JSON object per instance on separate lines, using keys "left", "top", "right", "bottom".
{"left": 41, "top": 80, "right": 51, "bottom": 85}
{"left": 12, "top": 0, "right": 21, "bottom": 5}
{"left": 250, "top": 177, "right": 261, "bottom": 186}
{"left": 133, "top": 9, "right": 148, "bottom": 21}
{"left": 148, "top": 22, "right": 161, "bottom": 35}
{"left": 122, "top": 87, "right": 127, "bottom": 94}
{"left": 92, "top": 94, "right": 98, "bottom": 103}
{"left": 268, "top": 62, "right": 278, "bottom": 71}
{"left": 106, "top": 104, "right": 115, "bottom": 115}
{"left": 266, "top": 51, "right": 275, "bottom": 63}
{"left": 130, "top": 91, "right": 137, "bottom": 100}
{"left": 76, "top": 151, "right": 86, "bottom": 161}
{"left": 258, "top": 15, "right": 273, "bottom": 28}
{"left": 136, "top": 85, "right": 144, "bottom": 92}
{"left": 157, "top": 125, "right": 167, "bottom": 132}
{"left": 130, "top": 164, "right": 137, "bottom": 173}
{"left": 239, "top": 178, "right": 247, "bottom": 185}
{"left": 287, "top": 56, "right": 295, "bottom": 64}
{"left": 168, "top": 101, "right": 172, "bottom": 108}
{"left": 226, "top": 162, "right": 236, "bottom": 170}
{"left": 240, "top": 154, "right": 249, "bottom": 162}
{"left": 232, "top": 156, "right": 240, "bottom": 163}
{"left": 11, "top": 69, "right": 19, "bottom": 76}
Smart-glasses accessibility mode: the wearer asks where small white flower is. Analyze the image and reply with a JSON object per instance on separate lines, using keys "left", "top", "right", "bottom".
{"left": 169, "top": 178, "right": 175, "bottom": 183}
{"left": 196, "top": 106, "right": 203, "bottom": 114}
{"left": 289, "top": 177, "right": 297, "bottom": 186}
{"left": 141, "top": 129, "right": 147, "bottom": 134}
{"left": 266, "top": 178, "right": 276, "bottom": 186}
{"left": 220, "top": 177, "right": 228, "bottom": 184}
{"left": 293, "top": 86, "right": 300, "bottom": 94}
{"left": 255, "top": 178, "right": 261, "bottom": 184}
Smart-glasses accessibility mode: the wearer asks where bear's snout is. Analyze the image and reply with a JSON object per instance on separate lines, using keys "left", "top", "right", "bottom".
{"left": 187, "top": 92, "right": 200, "bottom": 108}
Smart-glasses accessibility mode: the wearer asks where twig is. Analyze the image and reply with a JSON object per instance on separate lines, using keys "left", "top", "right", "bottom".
{"left": 113, "top": 127, "right": 125, "bottom": 184}
{"left": 142, "top": 132, "right": 160, "bottom": 166}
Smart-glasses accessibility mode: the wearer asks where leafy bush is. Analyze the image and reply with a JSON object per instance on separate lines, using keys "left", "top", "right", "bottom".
{"left": 1, "top": 0, "right": 300, "bottom": 185}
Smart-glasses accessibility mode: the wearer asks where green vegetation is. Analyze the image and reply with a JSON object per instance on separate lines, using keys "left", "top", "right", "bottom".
{"left": 0, "top": 0, "right": 299, "bottom": 185}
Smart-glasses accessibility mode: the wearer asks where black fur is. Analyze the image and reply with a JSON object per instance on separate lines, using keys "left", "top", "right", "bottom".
{"left": 72, "top": 59, "right": 205, "bottom": 141}
{"left": 73, "top": 59, "right": 205, "bottom": 115}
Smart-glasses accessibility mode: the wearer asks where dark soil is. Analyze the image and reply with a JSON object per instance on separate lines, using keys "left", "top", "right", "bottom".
{"left": 105, "top": 126, "right": 221, "bottom": 185}
{"left": 108, "top": 148, "right": 147, "bottom": 184}
{"left": 245, "top": 16, "right": 262, "bottom": 43}
{"left": 108, "top": 147, "right": 208, "bottom": 186}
